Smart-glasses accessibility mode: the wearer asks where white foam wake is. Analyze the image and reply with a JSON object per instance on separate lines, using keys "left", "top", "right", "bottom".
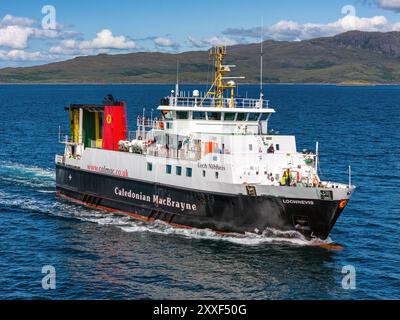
{"left": 0, "top": 161, "right": 55, "bottom": 190}
{"left": 68, "top": 208, "right": 332, "bottom": 247}
{"left": 121, "top": 222, "right": 332, "bottom": 247}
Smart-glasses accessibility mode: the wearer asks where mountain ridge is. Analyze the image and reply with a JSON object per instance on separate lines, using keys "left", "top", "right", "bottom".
{"left": 2, "top": 31, "right": 400, "bottom": 84}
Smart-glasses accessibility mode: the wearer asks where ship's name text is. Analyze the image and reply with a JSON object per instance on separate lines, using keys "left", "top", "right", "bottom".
{"left": 282, "top": 199, "right": 315, "bottom": 205}
{"left": 198, "top": 163, "right": 226, "bottom": 171}
{"left": 114, "top": 187, "right": 197, "bottom": 212}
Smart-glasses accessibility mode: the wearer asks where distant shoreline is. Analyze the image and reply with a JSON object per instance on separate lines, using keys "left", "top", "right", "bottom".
{"left": 1, "top": 82, "right": 400, "bottom": 86}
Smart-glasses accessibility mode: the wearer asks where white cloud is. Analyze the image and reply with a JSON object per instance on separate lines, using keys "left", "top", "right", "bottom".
{"left": 187, "top": 35, "right": 238, "bottom": 48}
{"left": 154, "top": 37, "right": 176, "bottom": 47}
{"left": 0, "top": 14, "right": 78, "bottom": 51}
{"left": 378, "top": 0, "right": 400, "bottom": 12}
{"left": 0, "top": 49, "right": 48, "bottom": 61}
{"left": 153, "top": 37, "right": 179, "bottom": 49}
{"left": 50, "top": 29, "right": 137, "bottom": 55}
{"left": 79, "top": 29, "right": 136, "bottom": 49}
{"left": 223, "top": 14, "right": 400, "bottom": 41}
{"left": 0, "top": 14, "right": 35, "bottom": 27}
{"left": 0, "top": 26, "right": 34, "bottom": 49}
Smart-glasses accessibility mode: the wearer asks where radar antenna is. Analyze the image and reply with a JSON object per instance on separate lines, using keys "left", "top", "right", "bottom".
{"left": 260, "top": 16, "right": 264, "bottom": 101}
{"left": 205, "top": 46, "right": 244, "bottom": 108}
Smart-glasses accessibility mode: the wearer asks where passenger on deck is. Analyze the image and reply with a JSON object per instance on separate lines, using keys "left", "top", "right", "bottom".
{"left": 286, "top": 169, "right": 292, "bottom": 186}
{"left": 267, "top": 144, "right": 275, "bottom": 154}
{"left": 280, "top": 169, "right": 292, "bottom": 187}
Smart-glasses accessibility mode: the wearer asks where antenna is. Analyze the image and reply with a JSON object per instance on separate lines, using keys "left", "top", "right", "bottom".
{"left": 176, "top": 60, "right": 180, "bottom": 99}
{"left": 315, "top": 141, "right": 319, "bottom": 175}
{"left": 260, "top": 16, "right": 264, "bottom": 100}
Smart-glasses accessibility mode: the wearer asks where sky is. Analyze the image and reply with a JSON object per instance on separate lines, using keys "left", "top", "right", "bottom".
{"left": 1, "top": 0, "right": 400, "bottom": 67}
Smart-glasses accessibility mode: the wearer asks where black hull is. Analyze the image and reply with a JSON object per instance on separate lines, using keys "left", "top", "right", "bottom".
{"left": 56, "top": 165, "right": 345, "bottom": 240}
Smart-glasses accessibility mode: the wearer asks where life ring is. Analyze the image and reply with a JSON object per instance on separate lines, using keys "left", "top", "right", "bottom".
{"left": 159, "top": 122, "right": 165, "bottom": 129}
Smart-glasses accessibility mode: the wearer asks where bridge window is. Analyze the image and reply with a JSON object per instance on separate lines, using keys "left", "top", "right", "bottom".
{"left": 147, "top": 163, "right": 153, "bottom": 171}
{"left": 166, "top": 165, "right": 172, "bottom": 174}
{"left": 186, "top": 168, "right": 193, "bottom": 177}
{"left": 176, "top": 166, "right": 182, "bottom": 176}
{"left": 248, "top": 113, "right": 261, "bottom": 121}
{"left": 207, "top": 112, "right": 222, "bottom": 121}
{"left": 236, "top": 113, "right": 249, "bottom": 121}
{"left": 224, "top": 113, "right": 236, "bottom": 121}
{"left": 260, "top": 113, "right": 270, "bottom": 121}
{"left": 176, "top": 111, "right": 189, "bottom": 120}
{"left": 193, "top": 111, "right": 207, "bottom": 120}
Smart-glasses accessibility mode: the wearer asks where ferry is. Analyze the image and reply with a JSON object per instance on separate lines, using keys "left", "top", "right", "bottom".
{"left": 55, "top": 46, "right": 355, "bottom": 240}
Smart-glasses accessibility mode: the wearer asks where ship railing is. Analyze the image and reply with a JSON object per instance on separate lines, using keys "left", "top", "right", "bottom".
{"left": 128, "top": 130, "right": 156, "bottom": 142}
{"left": 165, "top": 96, "right": 269, "bottom": 109}
{"left": 146, "top": 147, "right": 201, "bottom": 161}
{"left": 59, "top": 134, "right": 75, "bottom": 145}
{"left": 136, "top": 116, "right": 163, "bottom": 130}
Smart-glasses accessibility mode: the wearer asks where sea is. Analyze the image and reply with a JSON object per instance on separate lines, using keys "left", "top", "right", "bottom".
{"left": 0, "top": 84, "right": 398, "bottom": 300}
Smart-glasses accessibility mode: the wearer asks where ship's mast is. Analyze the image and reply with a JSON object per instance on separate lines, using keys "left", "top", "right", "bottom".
{"left": 260, "top": 16, "right": 264, "bottom": 101}
{"left": 206, "top": 46, "right": 242, "bottom": 108}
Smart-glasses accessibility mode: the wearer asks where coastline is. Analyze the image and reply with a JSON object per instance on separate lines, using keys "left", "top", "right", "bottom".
{"left": 0, "top": 82, "right": 399, "bottom": 86}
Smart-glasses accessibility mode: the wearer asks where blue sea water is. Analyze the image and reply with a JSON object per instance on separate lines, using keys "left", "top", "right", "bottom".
{"left": 0, "top": 84, "right": 399, "bottom": 300}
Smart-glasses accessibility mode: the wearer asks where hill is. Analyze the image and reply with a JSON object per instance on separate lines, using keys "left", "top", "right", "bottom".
{"left": 1, "top": 31, "right": 400, "bottom": 84}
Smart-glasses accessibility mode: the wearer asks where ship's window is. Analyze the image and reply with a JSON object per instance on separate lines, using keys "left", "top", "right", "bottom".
{"left": 260, "top": 113, "right": 269, "bottom": 121}
{"left": 193, "top": 111, "right": 206, "bottom": 120}
{"left": 207, "top": 112, "right": 222, "bottom": 121}
{"left": 176, "top": 166, "right": 182, "bottom": 176}
{"left": 248, "top": 113, "right": 261, "bottom": 121}
{"left": 162, "top": 110, "right": 174, "bottom": 120}
{"left": 166, "top": 165, "right": 172, "bottom": 174}
{"left": 215, "top": 172, "right": 219, "bottom": 179}
{"left": 202, "top": 170, "right": 206, "bottom": 177}
{"left": 166, "top": 122, "right": 173, "bottom": 129}
{"left": 224, "top": 112, "right": 236, "bottom": 121}
{"left": 176, "top": 111, "right": 189, "bottom": 120}
{"left": 276, "top": 144, "right": 280, "bottom": 151}
{"left": 236, "top": 113, "right": 249, "bottom": 121}
{"left": 249, "top": 144, "right": 253, "bottom": 151}
{"left": 147, "top": 163, "right": 153, "bottom": 171}
{"left": 186, "top": 168, "right": 193, "bottom": 177}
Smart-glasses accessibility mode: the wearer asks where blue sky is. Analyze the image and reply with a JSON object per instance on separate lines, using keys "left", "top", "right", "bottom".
{"left": 1, "top": 0, "right": 400, "bottom": 67}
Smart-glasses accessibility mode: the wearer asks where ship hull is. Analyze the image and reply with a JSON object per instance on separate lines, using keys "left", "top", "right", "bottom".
{"left": 56, "top": 164, "right": 346, "bottom": 240}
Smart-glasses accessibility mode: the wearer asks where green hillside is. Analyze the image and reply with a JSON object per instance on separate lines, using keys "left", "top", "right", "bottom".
{"left": 2, "top": 31, "right": 400, "bottom": 84}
